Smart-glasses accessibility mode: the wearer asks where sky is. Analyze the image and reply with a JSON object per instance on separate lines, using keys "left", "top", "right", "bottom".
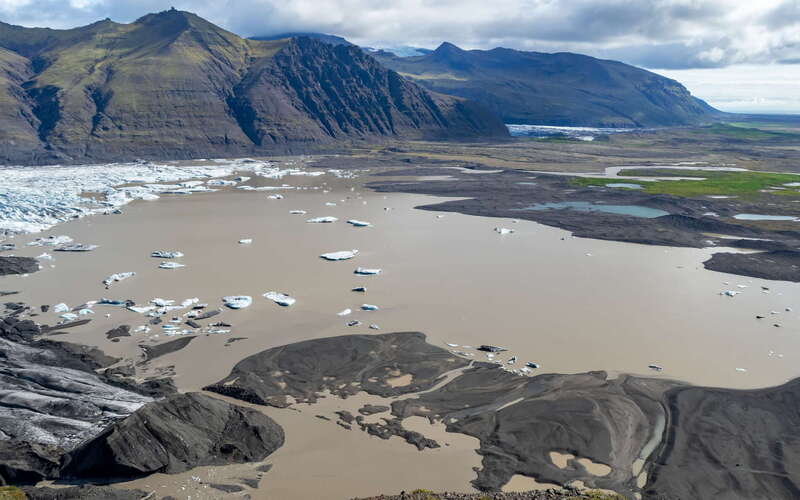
{"left": 0, "top": 0, "right": 798, "bottom": 114}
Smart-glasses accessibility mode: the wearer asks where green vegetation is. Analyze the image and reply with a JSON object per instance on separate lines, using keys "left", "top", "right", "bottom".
{"left": 0, "top": 486, "right": 27, "bottom": 500}
{"left": 691, "top": 123, "right": 798, "bottom": 141}
{"left": 573, "top": 169, "right": 800, "bottom": 198}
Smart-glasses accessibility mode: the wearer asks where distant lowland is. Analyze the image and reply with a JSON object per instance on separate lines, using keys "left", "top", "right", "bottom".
{"left": 0, "top": 8, "right": 723, "bottom": 165}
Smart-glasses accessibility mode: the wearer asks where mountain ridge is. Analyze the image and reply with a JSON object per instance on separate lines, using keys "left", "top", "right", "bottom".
{"left": 0, "top": 10, "right": 507, "bottom": 165}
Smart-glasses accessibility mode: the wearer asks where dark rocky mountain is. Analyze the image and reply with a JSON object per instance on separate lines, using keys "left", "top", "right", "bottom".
{"left": 375, "top": 42, "right": 720, "bottom": 127}
{"left": 0, "top": 10, "right": 507, "bottom": 165}
{"left": 251, "top": 31, "right": 354, "bottom": 46}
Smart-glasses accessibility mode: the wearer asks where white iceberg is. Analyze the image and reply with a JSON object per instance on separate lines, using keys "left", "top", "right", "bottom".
{"left": 55, "top": 244, "right": 98, "bottom": 252}
{"left": 239, "top": 239, "right": 253, "bottom": 244}
{"left": 103, "top": 271, "right": 135, "bottom": 287}
{"left": 347, "top": 220, "right": 372, "bottom": 227}
{"left": 223, "top": 296, "right": 253, "bottom": 309}
{"left": 306, "top": 216, "right": 338, "bottom": 223}
{"left": 151, "top": 251, "right": 184, "bottom": 259}
{"left": 159, "top": 262, "right": 185, "bottom": 269}
{"left": 151, "top": 298, "right": 174, "bottom": 307}
{"left": 289, "top": 210, "right": 307, "bottom": 215}
{"left": 325, "top": 202, "right": 337, "bottom": 206}
{"left": 60, "top": 313, "right": 78, "bottom": 321}
{"left": 495, "top": 227, "right": 515, "bottom": 235}
{"left": 128, "top": 305, "right": 155, "bottom": 314}
{"left": 321, "top": 249, "right": 359, "bottom": 261}
{"left": 27, "top": 235, "right": 73, "bottom": 247}
{"left": 337, "top": 308, "right": 352, "bottom": 316}
{"left": 361, "top": 304, "right": 379, "bottom": 311}
{"left": 36, "top": 253, "right": 53, "bottom": 260}
{"left": 263, "top": 291, "right": 296, "bottom": 307}
{"left": 268, "top": 194, "right": 284, "bottom": 200}
{"left": 52, "top": 303, "right": 69, "bottom": 313}
{"left": 354, "top": 267, "right": 381, "bottom": 275}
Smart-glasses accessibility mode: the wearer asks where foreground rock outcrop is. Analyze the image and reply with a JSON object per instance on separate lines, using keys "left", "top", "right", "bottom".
{"left": 0, "top": 257, "right": 38, "bottom": 276}
{"left": 62, "top": 392, "right": 285, "bottom": 479}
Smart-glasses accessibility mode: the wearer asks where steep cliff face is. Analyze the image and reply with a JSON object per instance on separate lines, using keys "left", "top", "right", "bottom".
{"left": 0, "top": 10, "right": 507, "bottom": 165}
{"left": 376, "top": 43, "right": 720, "bottom": 128}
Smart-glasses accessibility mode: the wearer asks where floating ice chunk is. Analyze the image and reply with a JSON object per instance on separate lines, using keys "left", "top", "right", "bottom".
{"left": 478, "top": 345, "right": 508, "bottom": 353}
{"left": 159, "top": 262, "right": 185, "bottom": 269}
{"left": 352, "top": 287, "right": 367, "bottom": 292}
{"left": 128, "top": 305, "right": 155, "bottom": 314}
{"left": 151, "top": 251, "right": 184, "bottom": 259}
{"left": 325, "top": 202, "right": 337, "bottom": 206}
{"left": 347, "top": 220, "right": 372, "bottom": 227}
{"left": 289, "top": 210, "right": 307, "bottom": 215}
{"left": 53, "top": 303, "right": 69, "bottom": 313}
{"left": 181, "top": 298, "right": 200, "bottom": 308}
{"left": 436, "top": 215, "right": 444, "bottom": 219}
{"left": 268, "top": 194, "right": 284, "bottom": 200}
{"left": 721, "top": 290, "right": 740, "bottom": 297}
{"left": 27, "top": 235, "right": 73, "bottom": 247}
{"left": 369, "top": 324, "right": 380, "bottom": 330}
{"left": 507, "top": 356, "right": 517, "bottom": 365}
{"left": 264, "top": 291, "right": 296, "bottom": 307}
{"left": 60, "top": 313, "right": 78, "bottom": 321}
{"left": 36, "top": 253, "right": 53, "bottom": 260}
{"left": 354, "top": 267, "right": 381, "bottom": 275}
{"left": 321, "top": 249, "right": 359, "bottom": 261}
{"left": 151, "top": 298, "right": 174, "bottom": 307}
{"left": 0, "top": 243, "right": 15, "bottom": 251}
{"left": 361, "top": 304, "right": 379, "bottom": 311}
{"left": 525, "top": 362, "right": 540, "bottom": 369}
{"left": 495, "top": 227, "right": 515, "bottom": 235}
{"left": 307, "top": 216, "right": 338, "bottom": 223}
{"left": 446, "top": 343, "right": 459, "bottom": 347}
{"left": 207, "top": 179, "right": 238, "bottom": 186}
{"left": 223, "top": 296, "right": 252, "bottom": 309}
{"left": 98, "top": 298, "right": 127, "bottom": 306}
{"left": 347, "top": 320, "right": 361, "bottom": 327}
{"left": 239, "top": 239, "right": 253, "bottom": 245}
{"left": 78, "top": 308, "right": 94, "bottom": 316}
{"left": 337, "top": 308, "right": 352, "bottom": 316}
{"left": 103, "top": 272, "right": 135, "bottom": 287}
{"left": 648, "top": 364, "right": 663, "bottom": 372}
{"left": 55, "top": 244, "right": 97, "bottom": 252}
{"left": 735, "top": 367, "right": 747, "bottom": 373}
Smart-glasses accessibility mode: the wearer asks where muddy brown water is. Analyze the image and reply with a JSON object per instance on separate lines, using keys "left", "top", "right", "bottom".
{"left": 4, "top": 164, "right": 800, "bottom": 498}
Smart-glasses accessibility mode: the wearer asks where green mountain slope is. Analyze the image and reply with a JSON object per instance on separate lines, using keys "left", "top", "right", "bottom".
{"left": 0, "top": 10, "right": 507, "bottom": 164}
{"left": 375, "top": 42, "right": 720, "bottom": 128}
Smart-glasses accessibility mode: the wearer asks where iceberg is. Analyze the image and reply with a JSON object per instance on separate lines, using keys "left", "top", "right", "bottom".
{"left": 306, "top": 216, "right": 338, "bottom": 223}
{"left": 361, "top": 304, "right": 379, "bottom": 311}
{"left": 27, "top": 235, "right": 73, "bottom": 247}
{"left": 52, "top": 303, "right": 69, "bottom": 313}
{"left": 159, "top": 262, "right": 185, "bottom": 269}
{"left": 55, "top": 244, "right": 98, "bottom": 252}
{"left": 238, "top": 239, "right": 253, "bottom": 244}
{"left": 128, "top": 305, "right": 155, "bottom": 314}
{"left": 223, "top": 296, "right": 253, "bottom": 309}
{"left": 494, "top": 227, "right": 515, "bottom": 235}
{"left": 263, "top": 291, "right": 296, "bottom": 307}
{"left": 102, "top": 272, "right": 135, "bottom": 287}
{"left": 321, "top": 249, "right": 359, "bottom": 261}
{"left": 337, "top": 308, "right": 352, "bottom": 316}
{"left": 289, "top": 210, "right": 307, "bottom": 215}
{"left": 36, "top": 253, "right": 53, "bottom": 260}
{"left": 347, "top": 220, "right": 372, "bottom": 227}
{"left": 268, "top": 194, "right": 284, "bottom": 200}
{"left": 354, "top": 267, "right": 381, "bottom": 275}
{"left": 60, "top": 313, "right": 78, "bottom": 321}
{"left": 98, "top": 298, "right": 128, "bottom": 306}
{"left": 151, "top": 251, "right": 184, "bottom": 259}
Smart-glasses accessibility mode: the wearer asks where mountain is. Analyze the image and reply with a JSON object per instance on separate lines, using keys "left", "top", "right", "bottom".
{"left": 250, "top": 32, "right": 354, "bottom": 46}
{"left": 374, "top": 42, "right": 719, "bottom": 128}
{"left": 0, "top": 11, "right": 507, "bottom": 165}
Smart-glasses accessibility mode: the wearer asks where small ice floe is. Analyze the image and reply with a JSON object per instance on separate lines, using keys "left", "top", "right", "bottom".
{"left": 103, "top": 272, "right": 135, "bottom": 287}
{"left": 60, "top": 313, "right": 78, "bottom": 321}
{"left": 337, "top": 308, "right": 352, "bottom": 316}
{"left": 446, "top": 343, "right": 459, "bottom": 347}
{"left": 98, "top": 298, "right": 127, "bottom": 306}
{"left": 223, "top": 296, "right": 253, "bottom": 309}
{"left": 737, "top": 285, "right": 748, "bottom": 289}
{"left": 354, "top": 267, "right": 381, "bottom": 275}
{"left": 207, "top": 179, "right": 238, "bottom": 187}
{"left": 721, "top": 290, "right": 740, "bottom": 297}
{"left": 325, "top": 202, "right": 337, "bottom": 206}
{"left": 352, "top": 286, "right": 367, "bottom": 292}
{"left": 159, "top": 262, "right": 185, "bottom": 269}
{"left": 321, "top": 249, "right": 359, "bottom": 261}
{"left": 181, "top": 298, "right": 199, "bottom": 308}
{"left": 735, "top": 367, "right": 748, "bottom": 373}
{"left": 648, "top": 364, "right": 663, "bottom": 372}
{"left": 369, "top": 324, "right": 380, "bottom": 330}
{"left": 290, "top": 210, "right": 307, "bottom": 215}
{"left": 361, "top": 304, "right": 379, "bottom": 311}
{"left": 478, "top": 345, "right": 508, "bottom": 353}
{"left": 1, "top": 243, "right": 16, "bottom": 251}
{"left": 151, "top": 298, "right": 174, "bottom": 307}
{"left": 787, "top": 307, "right": 793, "bottom": 312}
{"left": 347, "top": 220, "right": 372, "bottom": 227}
{"left": 235, "top": 176, "right": 251, "bottom": 182}
{"left": 128, "top": 305, "right": 155, "bottom": 314}
{"left": 495, "top": 227, "right": 515, "bottom": 235}
{"left": 507, "top": 356, "right": 517, "bottom": 365}
{"left": 77, "top": 308, "right": 94, "bottom": 316}
{"left": 486, "top": 353, "right": 496, "bottom": 360}
{"left": 27, "top": 235, "right": 73, "bottom": 247}
{"left": 55, "top": 244, "right": 97, "bottom": 252}
{"left": 36, "top": 253, "right": 53, "bottom": 260}
{"left": 347, "top": 320, "right": 362, "bottom": 327}
{"left": 52, "top": 303, "right": 69, "bottom": 313}
{"left": 436, "top": 215, "right": 444, "bottom": 219}
{"left": 239, "top": 239, "right": 253, "bottom": 245}
{"left": 263, "top": 291, "right": 296, "bottom": 307}
{"left": 525, "top": 362, "right": 540, "bottom": 369}
{"left": 268, "top": 194, "right": 284, "bottom": 200}
{"left": 307, "top": 216, "right": 338, "bottom": 223}
{"left": 151, "top": 251, "right": 184, "bottom": 259}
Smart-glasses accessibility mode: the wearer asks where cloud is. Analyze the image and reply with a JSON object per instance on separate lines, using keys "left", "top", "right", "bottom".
{"left": 0, "top": 0, "right": 798, "bottom": 70}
